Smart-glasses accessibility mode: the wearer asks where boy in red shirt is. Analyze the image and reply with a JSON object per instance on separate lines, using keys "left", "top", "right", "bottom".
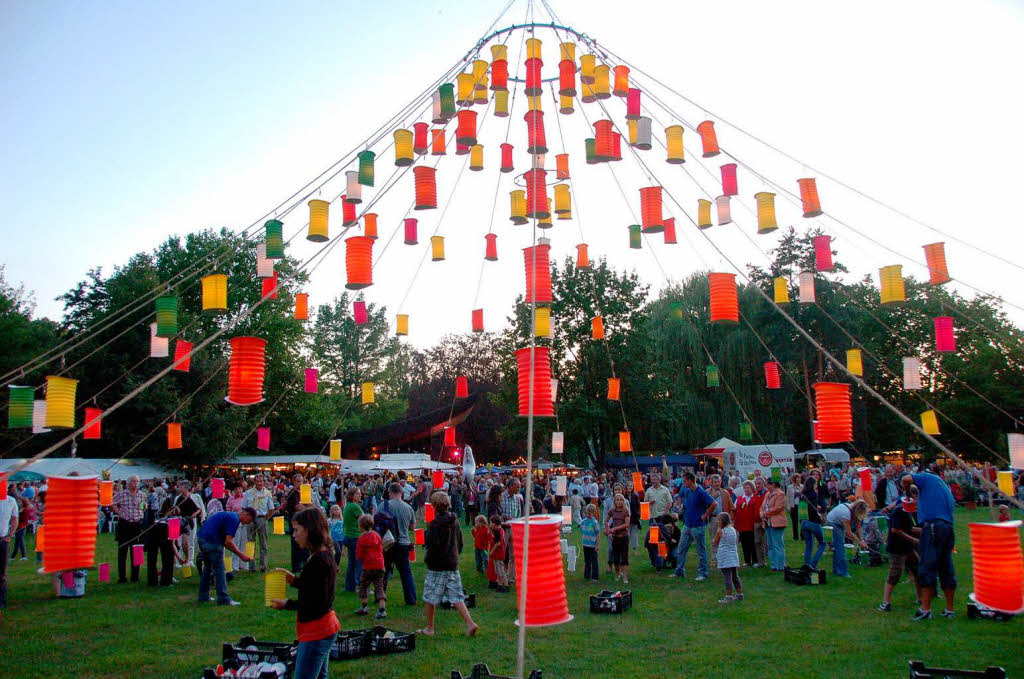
{"left": 354, "top": 514, "right": 387, "bottom": 618}
{"left": 486, "top": 514, "right": 509, "bottom": 592}
{"left": 471, "top": 515, "right": 490, "bottom": 574}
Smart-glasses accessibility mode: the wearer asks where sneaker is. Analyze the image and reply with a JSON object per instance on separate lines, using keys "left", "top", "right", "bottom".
{"left": 218, "top": 599, "right": 241, "bottom": 606}
{"left": 695, "top": 576, "right": 707, "bottom": 582}
{"left": 718, "top": 596, "right": 734, "bottom": 604}
{"left": 912, "top": 609, "right": 932, "bottom": 621}
{"left": 19, "top": 557, "right": 27, "bottom": 561}
{"left": 941, "top": 610, "right": 956, "bottom": 619}
{"left": 667, "top": 573, "right": 683, "bottom": 579}
{"left": 734, "top": 593, "right": 744, "bottom": 601}
{"left": 354, "top": 607, "right": 368, "bottom": 616}
{"left": 375, "top": 610, "right": 387, "bottom": 620}
{"left": 877, "top": 602, "right": 892, "bottom": 612}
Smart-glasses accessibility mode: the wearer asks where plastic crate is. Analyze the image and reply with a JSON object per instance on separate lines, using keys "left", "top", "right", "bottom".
{"left": 966, "top": 595, "right": 1015, "bottom": 622}
{"left": 347, "top": 626, "right": 416, "bottom": 655}
{"left": 441, "top": 593, "right": 476, "bottom": 609}
{"left": 908, "top": 661, "right": 1006, "bottom": 678}
{"left": 589, "top": 589, "right": 632, "bottom": 614}
{"left": 222, "top": 636, "right": 296, "bottom": 665}
{"left": 330, "top": 630, "right": 371, "bottom": 661}
{"left": 202, "top": 658, "right": 289, "bottom": 678}
{"left": 784, "top": 565, "right": 827, "bottom": 585}
{"left": 451, "top": 663, "right": 543, "bottom": 679}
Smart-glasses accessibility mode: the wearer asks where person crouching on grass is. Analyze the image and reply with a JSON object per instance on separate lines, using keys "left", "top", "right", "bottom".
{"left": 417, "top": 491, "right": 478, "bottom": 638}
{"left": 354, "top": 513, "right": 387, "bottom": 619}
{"left": 269, "top": 507, "right": 341, "bottom": 679}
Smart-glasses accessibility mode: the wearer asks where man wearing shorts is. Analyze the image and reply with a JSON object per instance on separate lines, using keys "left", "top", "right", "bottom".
{"left": 878, "top": 494, "right": 921, "bottom": 612}
{"left": 417, "top": 491, "right": 477, "bottom": 638}
{"left": 902, "top": 470, "right": 956, "bottom": 620}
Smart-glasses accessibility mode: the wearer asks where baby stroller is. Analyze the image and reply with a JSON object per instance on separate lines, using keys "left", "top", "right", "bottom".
{"left": 852, "top": 515, "right": 887, "bottom": 566}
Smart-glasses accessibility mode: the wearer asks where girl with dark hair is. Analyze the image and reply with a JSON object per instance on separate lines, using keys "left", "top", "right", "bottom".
{"left": 270, "top": 507, "right": 340, "bottom": 679}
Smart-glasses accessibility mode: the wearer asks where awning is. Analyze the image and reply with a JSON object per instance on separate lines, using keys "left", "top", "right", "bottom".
{"left": 605, "top": 454, "right": 697, "bottom": 468}
{"left": 797, "top": 449, "right": 850, "bottom": 463}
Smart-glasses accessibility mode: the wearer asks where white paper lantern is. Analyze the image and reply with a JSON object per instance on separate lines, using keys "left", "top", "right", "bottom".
{"left": 32, "top": 399, "right": 51, "bottom": 434}
{"left": 431, "top": 91, "right": 443, "bottom": 124}
{"left": 634, "top": 116, "right": 652, "bottom": 150}
{"left": 256, "top": 243, "right": 274, "bottom": 278}
{"left": 550, "top": 378, "right": 559, "bottom": 402}
{"left": 902, "top": 357, "right": 922, "bottom": 390}
{"left": 553, "top": 475, "right": 567, "bottom": 496}
{"left": 532, "top": 153, "right": 546, "bottom": 169}
{"left": 560, "top": 538, "right": 568, "bottom": 554}
{"left": 1008, "top": 433, "right": 1024, "bottom": 470}
{"left": 561, "top": 505, "right": 573, "bottom": 525}
{"left": 552, "top": 431, "right": 564, "bottom": 455}
{"left": 346, "top": 171, "right": 361, "bottom": 203}
{"left": 715, "top": 195, "right": 732, "bottom": 225}
{"left": 798, "top": 271, "right": 816, "bottom": 303}
{"left": 149, "top": 322, "right": 168, "bottom": 358}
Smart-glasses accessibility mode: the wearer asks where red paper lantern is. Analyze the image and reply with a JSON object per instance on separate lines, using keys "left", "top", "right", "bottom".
{"left": 798, "top": 178, "right": 823, "bottom": 217}
{"left": 257, "top": 426, "right": 270, "bottom": 451}
{"left": 696, "top": 121, "right": 720, "bottom": 157}
{"left": 558, "top": 59, "right": 576, "bottom": 96}
{"left": 431, "top": 128, "right": 446, "bottom": 155}
{"left": 814, "top": 235, "right": 833, "bottom": 272}
{"left": 500, "top": 143, "right": 514, "bottom": 173}
{"left": 342, "top": 197, "right": 357, "bottom": 226}
{"left": 211, "top": 478, "right": 225, "bottom": 500}
{"left": 524, "top": 169, "right": 548, "bottom": 218}
{"left": 523, "top": 243, "right": 553, "bottom": 304}
{"left": 404, "top": 218, "right": 418, "bottom": 245}
{"left": 859, "top": 467, "right": 872, "bottom": 493}
{"left": 491, "top": 59, "right": 508, "bottom": 91}
{"left": 226, "top": 336, "right": 267, "bottom": 406}
{"left": 415, "top": 528, "right": 425, "bottom": 545}
{"left": 626, "top": 88, "right": 641, "bottom": 120}
{"left": 410, "top": 546, "right": 417, "bottom": 562}
{"left": 663, "top": 217, "right": 677, "bottom": 245}
{"left": 969, "top": 520, "right": 1024, "bottom": 614}
{"left": 83, "top": 407, "right": 102, "bottom": 440}
{"left": 813, "top": 382, "right": 853, "bottom": 444}
{"left": 472, "top": 308, "right": 484, "bottom": 333}
{"left": 510, "top": 515, "right": 573, "bottom": 626}
{"left": 167, "top": 422, "right": 182, "bottom": 449}
{"left": 353, "top": 300, "right": 368, "bottom": 325}
{"left": 525, "top": 110, "right": 547, "bottom": 154}
{"left": 708, "top": 273, "right": 739, "bottom": 323}
{"left": 524, "top": 58, "right": 543, "bottom": 95}
{"left": 456, "top": 110, "right": 477, "bottom": 146}
{"left": 0, "top": 474, "right": 7, "bottom": 500}
{"left": 556, "top": 153, "right": 569, "bottom": 180}
{"left": 444, "top": 426, "right": 456, "bottom": 447}
{"left": 413, "top": 166, "right": 437, "bottom": 210}
{"left": 425, "top": 504, "right": 436, "bottom": 522}
{"left": 304, "top": 368, "right": 318, "bottom": 393}
{"left": 173, "top": 339, "right": 193, "bottom": 372}
{"left": 42, "top": 475, "right": 99, "bottom": 573}
{"left": 764, "top": 361, "right": 781, "bottom": 390}
{"left": 261, "top": 272, "right": 278, "bottom": 299}
{"left": 413, "top": 122, "right": 429, "bottom": 154}
{"left": 639, "top": 186, "right": 664, "bottom": 233}
{"left": 432, "top": 470, "right": 444, "bottom": 489}
{"left": 721, "top": 163, "right": 738, "bottom": 196}
{"left": 167, "top": 517, "right": 180, "bottom": 541}
{"left": 934, "top": 316, "right": 956, "bottom": 352}
{"left": 484, "top": 233, "right": 498, "bottom": 261}
{"left": 515, "top": 346, "right": 555, "bottom": 417}
{"left": 344, "top": 237, "right": 373, "bottom": 290}
{"left": 594, "top": 120, "right": 614, "bottom": 160}
{"left": 455, "top": 376, "right": 469, "bottom": 399}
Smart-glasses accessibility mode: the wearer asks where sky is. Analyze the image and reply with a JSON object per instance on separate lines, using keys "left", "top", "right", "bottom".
{"left": 3, "top": 0, "right": 1024, "bottom": 350}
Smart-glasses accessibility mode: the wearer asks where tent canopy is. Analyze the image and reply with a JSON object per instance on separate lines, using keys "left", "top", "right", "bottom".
{"left": 605, "top": 454, "right": 697, "bottom": 469}
{"left": 0, "top": 458, "right": 172, "bottom": 481}
{"left": 797, "top": 449, "right": 850, "bottom": 463}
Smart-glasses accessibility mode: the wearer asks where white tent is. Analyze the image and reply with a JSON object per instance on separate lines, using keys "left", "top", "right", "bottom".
{"left": 0, "top": 457, "right": 172, "bottom": 481}
{"left": 796, "top": 449, "right": 850, "bottom": 463}
{"left": 705, "top": 438, "right": 797, "bottom": 478}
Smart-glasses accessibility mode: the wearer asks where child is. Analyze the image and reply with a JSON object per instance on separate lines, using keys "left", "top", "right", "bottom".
{"left": 486, "top": 514, "right": 509, "bottom": 592}
{"left": 354, "top": 513, "right": 387, "bottom": 619}
{"left": 471, "top": 515, "right": 490, "bottom": 574}
{"left": 713, "top": 512, "right": 742, "bottom": 603}
{"left": 417, "top": 491, "right": 478, "bottom": 638}
{"left": 580, "top": 504, "right": 600, "bottom": 581}
{"left": 604, "top": 493, "right": 630, "bottom": 585}
{"left": 997, "top": 504, "right": 1011, "bottom": 522}
{"left": 328, "top": 504, "right": 345, "bottom": 566}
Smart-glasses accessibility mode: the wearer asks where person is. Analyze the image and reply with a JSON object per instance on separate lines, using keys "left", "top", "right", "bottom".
{"left": 751, "top": 477, "right": 768, "bottom": 567}
{"left": 902, "top": 469, "right": 957, "bottom": 620}
{"left": 0, "top": 486, "right": 19, "bottom": 624}
{"left": 787, "top": 474, "right": 803, "bottom": 541}
{"left": 644, "top": 474, "right": 672, "bottom": 523}
{"left": 761, "top": 480, "right": 788, "bottom": 571}
{"left": 111, "top": 475, "right": 145, "bottom": 584}
{"left": 602, "top": 483, "right": 625, "bottom": 574}
{"left": 499, "top": 478, "right": 523, "bottom": 583}
{"left": 801, "top": 475, "right": 828, "bottom": 569}
{"left": 146, "top": 496, "right": 178, "bottom": 587}
{"left": 486, "top": 514, "right": 509, "bottom": 592}
{"left": 417, "top": 491, "right": 478, "bottom": 637}
{"left": 825, "top": 499, "right": 869, "bottom": 578}
{"left": 997, "top": 504, "right": 1012, "bottom": 522}
{"left": 328, "top": 505, "right": 344, "bottom": 566}
{"left": 712, "top": 512, "right": 742, "bottom": 603}
{"left": 243, "top": 475, "right": 276, "bottom": 573}
{"left": 569, "top": 488, "right": 584, "bottom": 526}
{"left": 581, "top": 504, "right": 600, "bottom": 581}
{"left": 879, "top": 493, "right": 922, "bottom": 612}
{"left": 10, "top": 496, "right": 28, "bottom": 561}
{"left": 627, "top": 483, "right": 642, "bottom": 554}
{"left": 874, "top": 465, "right": 901, "bottom": 515}
{"left": 341, "top": 487, "right": 364, "bottom": 593}
{"left": 471, "top": 515, "right": 489, "bottom": 574}
{"left": 604, "top": 492, "right": 631, "bottom": 584}
{"left": 354, "top": 514, "right": 387, "bottom": 619}
{"left": 733, "top": 481, "right": 757, "bottom": 567}
{"left": 196, "top": 507, "right": 255, "bottom": 606}
{"left": 380, "top": 483, "right": 417, "bottom": 606}
{"left": 670, "top": 472, "right": 717, "bottom": 581}
{"left": 269, "top": 507, "right": 340, "bottom": 679}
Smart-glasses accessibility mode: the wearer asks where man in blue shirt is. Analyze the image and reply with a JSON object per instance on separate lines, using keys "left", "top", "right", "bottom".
{"left": 902, "top": 470, "right": 956, "bottom": 621}
{"left": 196, "top": 508, "right": 255, "bottom": 606}
{"left": 669, "top": 472, "right": 717, "bottom": 581}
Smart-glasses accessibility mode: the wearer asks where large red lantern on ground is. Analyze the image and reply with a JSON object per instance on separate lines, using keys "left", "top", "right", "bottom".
{"left": 764, "top": 361, "right": 781, "bottom": 390}
{"left": 42, "top": 475, "right": 99, "bottom": 573}
{"left": 510, "top": 515, "right": 573, "bottom": 627}
{"left": 969, "top": 520, "right": 1024, "bottom": 614}
{"left": 226, "top": 336, "right": 267, "bottom": 406}
{"left": 523, "top": 243, "right": 553, "bottom": 304}
{"left": 813, "top": 382, "right": 852, "bottom": 444}
{"left": 708, "top": 273, "right": 739, "bottom": 323}
{"left": 515, "top": 346, "right": 555, "bottom": 417}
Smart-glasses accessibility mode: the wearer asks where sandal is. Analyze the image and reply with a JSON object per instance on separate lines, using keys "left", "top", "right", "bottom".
{"left": 415, "top": 628, "right": 435, "bottom": 636}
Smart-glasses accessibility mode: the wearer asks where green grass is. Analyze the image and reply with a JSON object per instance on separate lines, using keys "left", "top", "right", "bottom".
{"left": 1, "top": 508, "right": 1022, "bottom": 678}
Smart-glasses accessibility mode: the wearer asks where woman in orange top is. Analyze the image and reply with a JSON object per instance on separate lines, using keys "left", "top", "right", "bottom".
{"left": 270, "top": 507, "right": 341, "bottom": 679}
{"left": 760, "top": 480, "right": 788, "bottom": 572}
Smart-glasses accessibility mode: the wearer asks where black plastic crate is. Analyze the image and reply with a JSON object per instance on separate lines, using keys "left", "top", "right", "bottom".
{"left": 908, "top": 661, "right": 1006, "bottom": 678}
{"left": 784, "top": 565, "right": 827, "bottom": 585}
{"left": 451, "top": 663, "right": 543, "bottom": 679}
{"left": 441, "top": 592, "right": 476, "bottom": 609}
{"left": 202, "top": 658, "right": 288, "bottom": 678}
{"left": 222, "top": 636, "right": 296, "bottom": 665}
{"left": 589, "top": 589, "right": 632, "bottom": 614}
{"left": 330, "top": 630, "right": 371, "bottom": 661}
{"left": 349, "top": 626, "right": 415, "bottom": 655}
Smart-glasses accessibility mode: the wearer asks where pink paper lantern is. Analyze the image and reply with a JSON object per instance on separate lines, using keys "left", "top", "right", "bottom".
{"left": 257, "top": 426, "right": 271, "bottom": 451}
{"left": 98, "top": 563, "right": 110, "bottom": 582}
{"left": 167, "top": 517, "right": 180, "bottom": 540}
{"left": 404, "top": 218, "right": 418, "bottom": 245}
{"left": 814, "top": 235, "right": 833, "bottom": 272}
{"left": 61, "top": 571, "right": 75, "bottom": 589}
{"left": 721, "top": 163, "right": 738, "bottom": 196}
{"left": 211, "top": 478, "right": 225, "bottom": 499}
{"left": 934, "top": 316, "right": 956, "bottom": 352}
{"left": 353, "top": 300, "right": 368, "bottom": 325}
{"left": 304, "top": 368, "right": 319, "bottom": 393}
{"left": 132, "top": 544, "right": 144, "bottom": 567}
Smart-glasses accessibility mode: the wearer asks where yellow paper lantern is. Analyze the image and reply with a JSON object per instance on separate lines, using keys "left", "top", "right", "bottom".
{"left": 361, "top": 381, "right": 375, "bottom": 404}
{"left": 627, "top": 119, "right": 638, "bottom": 146}
{"left": 510, "top": 190, "right": 527, "bottom": 224}
{"left": 300, "top": 483, "right": 312, "bottom": 504}
{"left": 554, "top": 184, "right": 571, "bottom": 214}
{"left": 472, "top": 59, "right": 488, "bottom": 87}
{"left": 559, "top": 95, "right": 574, "bottom": 114}
{"left": 224, "top": 553, "right": 233, "bottom": 573}
{"left": 665, "top": 125, "right": 684, "bottom": 164}
{"left": 920, "top": 410, "right": 940, "bottom": 436}
{"left": 997, "top": 470, "right": 1014, "bottom": 496}
{"left": 491, "top": 44, "right": 507, "bottom": 61}
{"left": 307, "top": 199, "right": 329, "bottom": 242}
{"left": 394, "top": 129, "right": 414, "bottom": 166}
{"left": 697, "top": 199, "right": 713, "bottom": 229}
{"left": 273, "top": 516, "right": 285, "bottom": 535}
{"left": 264, "top": 569, "right": 287, "bottom": 607}
{"left": 580, "top": 54, "right": 596, "bottom": 83}
{"left": 593, "top": 65, "right": 610, "bottom": 99}
{"left": 581, "top": 81, "right": 596, "bottom": 104}
{"left": 754, "top": 192, "right": 778, "bottom": 234}
{"left": 526, "top": 37, "right": 542, "bottom": 60}
{"left": 396, "top": 314, "right": 409, "bottom": 336}
{"left": 846, "top": 349, "right": 864, "bottom": 377}
{"left": 528, "top": 95, "right": 542, "bottom": 111}
{"left": 879, "top": 265, "right": 906, "bottom": 305}
{"left": 538, "top": 199, "right": 553, "bottom": 229}
{"left": 457, "top": 72, "right": 474, "bottom": 106}
{"left": 534, "top": 307, "right": 551, "bottom": 338}
{"left": 470, "top": 144, "right": 484, "bottom": 171}
{"left": 245, "top": 541, "right": 256, "bottom": 559}
{"left": 474, "top": 81, "right": 488, "bottom": 104}
{"left": 559, "top": 42, "right": 576, "bottom": 62}
{"left": 494, "top": 90, "right": 509, "bottom": 117}
{"left": 431, "top": 235, "right": 445, "bottom": 261}
{"left": 201, "top": 274, "right": 228, "bottom": 313}
{"left": 44, "top": 376, "right": 78, "bottom": 429}
{"left": 773, "top": 277, "right": 790, "bottom": 304}
{"left": 330, "top": 439, "right": 341, "bottom": 461}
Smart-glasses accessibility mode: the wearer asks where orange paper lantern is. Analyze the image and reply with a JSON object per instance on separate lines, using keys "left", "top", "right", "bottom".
{"left": 924, "top": 242, "right": 951, "bottom": 285}
{"left": 363, "top": 213, "right": 378, "bottom": 240}
{"left": 619, "top": 431, "right": 632, "bottom": 452}
{"left": 98, "top": 480, "right": 114, "bottom": 507}
{"left": 413, "top": 166, "right": 437, "bottom": 210}
{"left": 798, "top": 178, "right": 822, "bottom": 217}
{"left": 640, "top": 502, "right": 651, "bottom": 520}
{"left": 968, "top": 520, "right": 1024, "bottom": 614}
{"left": 639, "top": 186, "right": 664, "bottom": 233}
{"left": 515, "top": 346, "right": 555, "bottom": 417}
{"left": 708, "top": 273, "right": 739, "bottom": 323}
{"left": 226, "top": 336, "right": 267, "bottom": 406}
{"left": 607, "top": 378, "right": 621, "bottom": 401}
{"left": 294, "top": 292, "right": 309, "bottom": 321}
{"left": 632, "top": 471, "right": 644, "bottom": 494}
{"left": 167, "top": 422, "right": 183, "bottom": 449}
{"left": 431, "top": 128, "right": 446, "bottom": 155}
{"left": 696, "top": 121, "right": 720, "bottom": 157}
{"left": 576, "top": 243, "right": 590, "bottom": 269}
{"left": 510, "top": 515, "right": 573, "bottom": 626}
{"left": 813, "top": 382, "right": 852, "bottom": 444}
{"left": 523, "top": 243, "right": 552, "bottom": 304}
{"left": 556, "top": 153, "right": 569, "bottom": 179}
{"left": 591, "top": 316, "right": 605, "bottom": 340}
{"left": 345, "top": 236, "right": 374, "bottom": 290}
{"left": 42, "top": 475, "right": 99, "bottom": 573}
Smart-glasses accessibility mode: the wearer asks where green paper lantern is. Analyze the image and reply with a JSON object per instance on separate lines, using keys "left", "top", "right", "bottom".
{"left": 264, "top": 220, "right": 284, "bottom": 259}
{"left": 358, "top": 150, "right": 375, "bottom": 187}
{"left": 739, "top": 421, "right": 752, "bottom": 440}
{"left": 771, "top": 466, "right": 782, "bottom": 483}
{"left": 629, "top": 224, "right": 642, "bottom": 250}
{"left": 669, "top": 301, "right": 683, "bottom": 322}
{"left": 705, "top": 365, "right": 719, "bottom": 388}
{"left": 585, "top": 138, "right": 597, "bottom": 165}
{"left": 7, "top": 385, "right": 34, "bottom": 428}
{"left": 439, "top": 83, "right": 456, "bottom": 118}
{"left": 155, "top": 296, "right": 179, "bottom": 338}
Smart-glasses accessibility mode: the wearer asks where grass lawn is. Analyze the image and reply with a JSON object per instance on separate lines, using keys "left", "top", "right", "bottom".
{"left": 1, "top": 507, "right": 1021, "bottom": 678}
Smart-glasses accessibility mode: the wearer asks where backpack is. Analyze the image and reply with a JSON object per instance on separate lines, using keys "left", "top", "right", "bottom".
{"left": 373, "top": 500, "right": 398, "bottom": 551}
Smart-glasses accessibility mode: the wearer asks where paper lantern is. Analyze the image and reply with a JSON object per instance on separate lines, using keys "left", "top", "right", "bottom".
{"left": 692, "top": 120, "right": 720, "bottom": 157}
{"left": 42, "top": 475, "right": 99, "bottom": 573}
{"left": 201, "top": 273, "right": 227, "bottom": 313}
{"left": 620, "top": 88, "right": 641, "bottom": 122}
{"left": 593, "top": 64, "right": 611, "bottom": 98}
{"left": 998, "top": 471, "right": 1014, "bottom": 496}
{"left": 149, "top": 322, "right": 168, "bottom": 358}
{"left": 456, "top": 72, "right": 473, "bottom": 105}
{"left": 338, "top": 198, "right": 355, "bottom": 227}
{"left": 82, "top": 406, "right": 102, "bottom": 439}
{"left": 592, "top": 119, "right": 614, "bottom": 160}
{"left": 437, "top": 82, "right": 455, "bottom": 118}
{"left": 491, "top": 59, "right": 508, "bottom": 91}
{"left": 924, "top": 242, "right": 951, "bottom": 285}
{"left": 510, "top": 515, "right": 572, "bottom": 626}
{"left": 799, "top": 271, "right": 816, "bottom": 303}
{"left": 256, "top": 426, "right": 271, "bottom": 451}
{"left": 583, "top": 137, "right": 597, "bottom": 164}
{"left": 637, "top": 186, "right": 664, "bottom": 233}
{"left": 509, "top": 189, "right": 528, "bottom": 224}
{"left": 133, "top": 544, "right": 144, "bottom": 567}
{"left": 345, "top": 170, "right": 362, "bottom": 203}
{"left": 754, "top": 192, "right": 778, "bottom": 234}
{"left": 739, "top": 421, "right": 752, "bottom": 440}
{"left": 549, "top": 184, "right": 570, "bottom": 216}
{"left": 813, "top": 235, "right": 833, "bottom": 272}
{"left": 524, "top": 109, "right": 548, "bottom": 155}
{"left": 591, "top": 315, "right": 605, "bottom": 340}
{"left": 708, "top": 273, "right": 739, "bottom": 323}
{"left": 226, "top": 336, "right": 266, "bottom": 406}
{"left": 552, "top": 431, "right": 564, "bottom": 456}
{"left": 353, "top": 150, "right": 375, "bottom": 187}
{"left": 555, "top": 58, "right": 576, "bottom": 97}
{"left": 879, "top": 265, "right": 906, "bottom": 305}
{"left": 166, "top": 517, "right": 180, "bottom": 541}
{"left": 35, "top": 525, "right": 45, "bottom": 552}
{"left": 7, "top": 385, "right": 33, "bottom": 428}
{"left": 361, "top": 213, "right": 378, "bottom": 240}
{"left": 813, "top": 382, "right": 852, "bottom": 444}
{"left": 394, "top": 129, "right": 414, "bottom": 166}
{"left": 856, "top": 467, "right": 872, "bottom": 494}
{"left": 515, "top": 346, "right": 555, "bottom": 417}
{"left": 525, "top": 57, "right": 543, "bottom": 95}
{"left": 287, "top": 293, "right": 306, "bottom": 323}
{"left": 167, "top": 339, "right": 193, "bottom": 374}
{"left": 655, "top": 217, "right": 675, "bottom": 245}
{"left": 361, "top": 381, "right": 375, "bottom": 405}
{"left": 273, "top": 515, "right": 285, "bottom": 535}
{"left": 665, "top": 125, "right": 685, "bottom": 164}
{"left": 153, "top": 296, "right": 179, "bottom": 338}
{"left": 442, "top": 426, "right": 456, "bottom": 448}
{"left": 307, "top": 199, "right": 329, "bottom": 242}
{"left": 323, "top": 438, "right": 340, "bottom": 462}
{"left": 607, "top": 377, "right": 621, "bottom": 401}
{"left": 427, "top": 470, "right": 443, "bottom": 492}
{"left": 98, "top": 562, "right": 110, "bottom": 582}
{"left": 396, "top": 314, "right": 409, "bottom": 336}
{"left": 628, "top": 224, "right": 642, "bottom": 249}
{"left": 223, "top": 552, "right": 234, "bottom": 573}
{"left": 534, "top": 307, "right": 551, "bottom": 338}
{"left": 448, "top": 375, "right": 468, "bottom": 401}
{"left": 771, "top": 277, "right": 790, "bottom": 304}
{"left": 265, "top": 569, "right": 287, "bottom": 607}
{"left": 577, "top": 53, "right": 596, "bottom": 83}
{"left": 261, "top": 272, "right": 279, "bottom": 300}
{"left": 1009, "top": 434, "right": 1024, "bottom": 469}
{"left": 649, "top": 525, "right": 660, "bottom": 544}
{"left": 705, "top": 365, "right": 719, "bottom": 388}
{"left": 44, "top": 376, "right": 77, "bottom": 428}
{"left": 302, "top": 368, "right": 318, "bottom": 394}
{"left": 98, "top": 480, "right": 113, "bottom": 507}
{"left": 430, "top": 128, "right": 446, "bottom": 156}
{"left": 453, "top": 110, "right": 477, "bottom": 147}
{"left": 413, "top": 166, "right": 437, "bottom": 210}
{"left": 523, "top": 243, "right": 552, "bottom": 304}
{"left": 523, "top": 169, "right": 549, "bottom": 221}
{"left": 166, "top": 422, "right": 182, "bottom": 449}
{"left": 619, "top": 431, "right": 632, "bottom": 452}
{"left": 466, "top": 144, "right": 484, "bottom": 171}
{"left": 415, "top": 528, "right": 425, "bottom": 545}
{"left": 573, "top": 243, "right": 591, "bottom": 270}
{"left": 793, "top": 178, "right": 823, "bottom": 218}
{"left": 920, "top": 410, "right": 940, "bottom": 436}
{"left": 694, "top": 198, "right": 713, "bottom": 230}
{"left": 33, "top": 400, "right": 50, "bottom": 433}
{"left": 343, "top": 236, "right": 374, "bottom": 290}
{"left": 351, "top": 300, "right": 368, "bottom": 325}
{"left": 471, "top": 308, "right": 484, "bottom": 333}
{"left": 969, "top": 520, "right": 1024, "bottom": 613}
{"left": 934, "top": 316, "right": 956, "bottom": 352}
{"left": 494, "top": 89, "right": 509, "bottom": 116}
{"left": 424, "top": 235, "right": 444, "bottom": 262}
{"left": 902, "top": 357, "right": 922, "bottom": 390}
{"left": 764, "top": 361, "right": 781, "bottom": 390}
{"left": 611, "top": 64, "right": 629, "bottom": 96}
{"left": 846, "top": 349, "right": 863, "bottom": 376}
{"left": 721, "top": 163, "right": 738, "bottom": 196}
{"left": 629, "top": 116, "right": 651, "bottom": 150}
{"left": 297, "top": 483, "right": 311, "bottom": 504}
